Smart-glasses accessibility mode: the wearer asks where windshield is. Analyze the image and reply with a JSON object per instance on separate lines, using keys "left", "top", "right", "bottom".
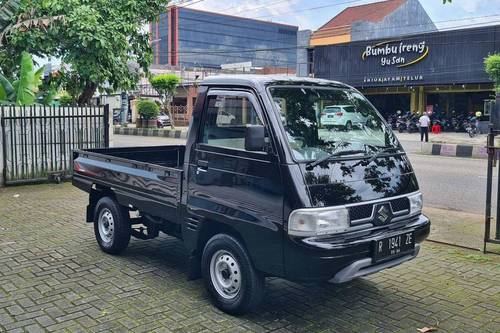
{"left": 268, "top": 85, "right": 400, "bottom": 161}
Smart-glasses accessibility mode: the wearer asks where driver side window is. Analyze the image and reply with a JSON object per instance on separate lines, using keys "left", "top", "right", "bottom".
{"left": 201, "top": 94, "right": 263, "bottom": 151}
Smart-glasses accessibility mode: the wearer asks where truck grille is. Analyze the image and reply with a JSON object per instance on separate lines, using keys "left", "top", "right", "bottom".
{"left": 348, "top": 196, "right": 411, "bottom": 223}
{"left": 349, "top": 204, "right": 373, "bottom": 221}
{"left": 390, "top": 197, "right": 410, "bottom": 212}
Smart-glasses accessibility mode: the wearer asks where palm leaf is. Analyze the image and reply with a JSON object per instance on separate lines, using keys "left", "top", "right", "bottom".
{"left": 15, "top": 51, "right": 35, "bottom": 105}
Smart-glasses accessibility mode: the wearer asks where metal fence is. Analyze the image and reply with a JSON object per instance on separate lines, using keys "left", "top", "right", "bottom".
{"left": 171, "top": 105, "right": 190, "bottom": 126}
{"left": 1, "top": 105, "right": 109, "bottom": 185}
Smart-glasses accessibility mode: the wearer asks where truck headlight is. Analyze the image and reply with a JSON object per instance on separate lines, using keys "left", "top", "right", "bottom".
{"left": 409, "top": 192, "right": 423, "bottom": 215}
{"left": 288, "top": 207, "right": 350, "bottom": 237}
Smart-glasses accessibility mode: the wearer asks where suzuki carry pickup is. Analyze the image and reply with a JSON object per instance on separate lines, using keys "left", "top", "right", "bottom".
{"left": 72, "top": 75, "right": 430, "bottom": 314}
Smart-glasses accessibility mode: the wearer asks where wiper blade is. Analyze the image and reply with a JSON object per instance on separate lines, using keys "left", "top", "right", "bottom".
{"left": 307, "top": 149, "right": 367, "bottom": 168}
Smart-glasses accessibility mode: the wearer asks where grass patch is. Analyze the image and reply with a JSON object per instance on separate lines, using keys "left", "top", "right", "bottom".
{"left": 446, "top": 249, "right": 493, "bottom": 263}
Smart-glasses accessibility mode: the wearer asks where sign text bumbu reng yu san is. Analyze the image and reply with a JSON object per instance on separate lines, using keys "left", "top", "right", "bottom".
{"left": 362, "top": 40, "right": 429, "bottom": 68}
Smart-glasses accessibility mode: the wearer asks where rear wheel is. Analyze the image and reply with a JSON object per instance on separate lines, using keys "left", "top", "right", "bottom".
{"left": 94, "top": 197, "right": 131, "bottom": 254}
{"left": 202, "top": 234, "right": 265, "bottom": 315}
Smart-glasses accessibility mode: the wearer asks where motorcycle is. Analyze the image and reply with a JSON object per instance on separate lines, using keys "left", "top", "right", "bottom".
{"left": 407, "top": 116, "right": 419, "bottom": 133}
{"left": 396, "top": 117, "right": 407, "bottom": 133}
{"left": 465, "top": 117, "right": 479, "bottom": 138}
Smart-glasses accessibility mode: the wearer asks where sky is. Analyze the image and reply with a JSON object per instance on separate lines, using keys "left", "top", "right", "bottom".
{"left": 186, "top": 0, "right": 500, "bottom": 31}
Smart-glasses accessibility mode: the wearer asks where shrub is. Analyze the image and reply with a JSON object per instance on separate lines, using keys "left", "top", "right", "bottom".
{"left": 137, "top": 99, "right": 160, "bottom": 119}
{"left": 485, "top": 54, "right": 500, "bottom": 92}
{"left": 59, "top": 92, "right": 75, "bottom": 106}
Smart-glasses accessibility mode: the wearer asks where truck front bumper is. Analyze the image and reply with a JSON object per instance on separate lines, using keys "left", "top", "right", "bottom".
{"left": 329, "top": 244, "right": 420, "bottom": 284}
{"left": 283, "top": 214, "right": 430, "bottom": 282}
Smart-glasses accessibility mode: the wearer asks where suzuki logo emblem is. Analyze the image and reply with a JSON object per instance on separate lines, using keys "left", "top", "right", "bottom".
{"left": 375, "top": 205, "right": 391, "bottom": 225}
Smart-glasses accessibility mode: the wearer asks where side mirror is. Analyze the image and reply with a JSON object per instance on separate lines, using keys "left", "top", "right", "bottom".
{"left": 245, "top": 125, "right": 265, "bottom": 152}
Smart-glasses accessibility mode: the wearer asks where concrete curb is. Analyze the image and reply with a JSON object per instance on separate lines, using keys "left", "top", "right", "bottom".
{"left": 421, "top": 142, "right": 489, "bottom": 159}
{"left": 114, "top": 126, "right": 188, "bottom": 139}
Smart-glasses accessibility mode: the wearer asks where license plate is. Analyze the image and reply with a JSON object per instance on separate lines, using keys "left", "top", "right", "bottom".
{"left": 373, "top": 232, "right": 415, "bottom": 263}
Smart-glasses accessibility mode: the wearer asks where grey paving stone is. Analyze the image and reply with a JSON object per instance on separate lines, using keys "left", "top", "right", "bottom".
{"left": 0, "top": 183, "right": 499, "bottom": 333}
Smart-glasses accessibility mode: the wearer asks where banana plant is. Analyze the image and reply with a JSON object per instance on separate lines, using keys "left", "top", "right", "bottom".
{"left": 0, "top": 51, "right": 45, "bottom": 105}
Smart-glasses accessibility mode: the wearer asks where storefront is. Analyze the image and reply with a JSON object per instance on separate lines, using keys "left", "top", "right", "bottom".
{"left": 313, "top": 25, "right": 499, "bottom": 118}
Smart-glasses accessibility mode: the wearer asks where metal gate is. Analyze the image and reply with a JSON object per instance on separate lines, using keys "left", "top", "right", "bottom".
{"left": 1, "top": 105, "right": 109, "bottom": 185}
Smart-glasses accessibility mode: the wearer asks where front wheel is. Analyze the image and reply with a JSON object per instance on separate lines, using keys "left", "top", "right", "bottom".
{"left": 93, "top": 197, "right": 131, "bottom": 254}
{"left": 202, "top": 234, "right": 265, "bottom": 315}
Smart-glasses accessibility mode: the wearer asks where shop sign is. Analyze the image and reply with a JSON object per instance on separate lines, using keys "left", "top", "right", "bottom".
{"left": 363, "top": 75, "right": 424, "bottom": 84}
{"left": 362, "top": 40, "right": 429, "bottom": 68}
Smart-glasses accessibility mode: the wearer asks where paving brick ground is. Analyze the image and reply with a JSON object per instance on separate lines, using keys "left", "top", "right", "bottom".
{"left": 1, "top": 183, "right": 499, "bottom": 333}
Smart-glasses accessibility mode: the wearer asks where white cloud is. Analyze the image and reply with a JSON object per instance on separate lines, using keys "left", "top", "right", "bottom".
{"left": 188, "top": 0, "right": 500, "bottom": 31}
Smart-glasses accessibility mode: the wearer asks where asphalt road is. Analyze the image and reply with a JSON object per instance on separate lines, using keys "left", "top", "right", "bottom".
{"left": 113, "top": 134, "right": 497, "bottom": 215}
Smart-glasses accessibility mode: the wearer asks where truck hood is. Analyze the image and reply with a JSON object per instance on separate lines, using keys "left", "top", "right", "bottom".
{"left": 298, "top": 154, "right": 418, "bottom": 207}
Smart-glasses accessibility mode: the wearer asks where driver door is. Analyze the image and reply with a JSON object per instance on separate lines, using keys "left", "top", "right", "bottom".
{"left": 186, "top": 89, "right": 284, "bottom": 276}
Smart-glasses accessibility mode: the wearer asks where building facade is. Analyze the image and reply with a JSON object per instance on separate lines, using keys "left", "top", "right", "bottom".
{"left": 296, "top": 30, "right": 312, "bottom": 77}
{"left": 313, "top": 25, "right": 500, "bottom": 116}
{"left": 310, "top": 0, "right": 436, "bottom": 47}
{"left": 150, "top": 6, "right": 298, "bottom": 72}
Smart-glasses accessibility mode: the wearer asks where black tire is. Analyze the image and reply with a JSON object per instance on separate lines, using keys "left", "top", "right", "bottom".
{"left": 93, "top": 197, "right": 131, "bottom": 254}
{"left": 201, "top": 234, "right": 265, "bottom": 315}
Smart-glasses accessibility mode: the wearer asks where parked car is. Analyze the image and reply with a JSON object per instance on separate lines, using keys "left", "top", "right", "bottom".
{"left": 73, "top": 75, "right": 430, "bottom": 315}
{"left": 320, "top": 105, "right": 369, "bottom": 130}
{"left": 157, "top": 112, "right": 171, "bottom": 128}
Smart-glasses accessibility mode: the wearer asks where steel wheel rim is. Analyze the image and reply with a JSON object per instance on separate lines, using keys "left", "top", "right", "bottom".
{"left": 98, "top": 208, "right": 114, "bottom": 243}
{"left": 210, "top": 250, "right": 241, "bottom": 300}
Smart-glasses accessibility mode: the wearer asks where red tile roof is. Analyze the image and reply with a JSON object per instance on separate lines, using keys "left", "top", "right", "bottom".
{"left": 316, "top": 0, "right": 406, "bottom": 31}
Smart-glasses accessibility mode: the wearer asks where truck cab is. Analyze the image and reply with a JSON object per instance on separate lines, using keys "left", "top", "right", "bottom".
{"left": 73, "top": 75, "right": 430, "bottom": 315}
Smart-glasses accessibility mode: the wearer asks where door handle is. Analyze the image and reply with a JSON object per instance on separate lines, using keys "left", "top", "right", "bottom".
{"left": 196, "top": 160, "right": 208, "bottom": 173}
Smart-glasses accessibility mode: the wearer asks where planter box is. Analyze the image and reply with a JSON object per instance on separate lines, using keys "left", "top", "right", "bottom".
{"left": 136, "top": 118, "right": 157, "bottom": 128}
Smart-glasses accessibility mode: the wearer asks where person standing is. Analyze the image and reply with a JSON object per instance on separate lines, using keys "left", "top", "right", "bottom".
{"left": 419, "top": 113, "right": 431, "bottom": 142}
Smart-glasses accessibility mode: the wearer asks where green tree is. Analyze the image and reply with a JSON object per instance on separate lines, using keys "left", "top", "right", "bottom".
{"left": 0, "top": 0, "right": 64, "bottom": 44}
{"left": 485, "top": 54, "right": 500, "bottom": 92}
{"left": 0, "top": 0, "right": 64, "bottom": 77}
{"left": 149, "top": 73, "right": 180, "bottom": 128}
{"left": 4, "top": 0, "right": 169, "bottom": 105}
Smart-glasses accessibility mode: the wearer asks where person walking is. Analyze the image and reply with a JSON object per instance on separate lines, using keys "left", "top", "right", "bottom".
{"left": 419, "top": 113, "right": 431, "bottom": 142}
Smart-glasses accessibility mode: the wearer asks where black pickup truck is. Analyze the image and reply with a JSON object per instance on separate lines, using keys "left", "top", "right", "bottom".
{"left": 73, "top": 75, "right": 430, "bottom": 314}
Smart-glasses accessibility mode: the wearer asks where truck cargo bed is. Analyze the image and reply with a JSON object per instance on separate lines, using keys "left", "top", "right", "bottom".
{"left": 72, "top": 146, "right": 185, "bottom": 222}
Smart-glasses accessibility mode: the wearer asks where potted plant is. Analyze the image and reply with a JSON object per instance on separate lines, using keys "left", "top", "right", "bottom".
{"left": 137, "top": 99, "right": 159, "bottom": 128}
